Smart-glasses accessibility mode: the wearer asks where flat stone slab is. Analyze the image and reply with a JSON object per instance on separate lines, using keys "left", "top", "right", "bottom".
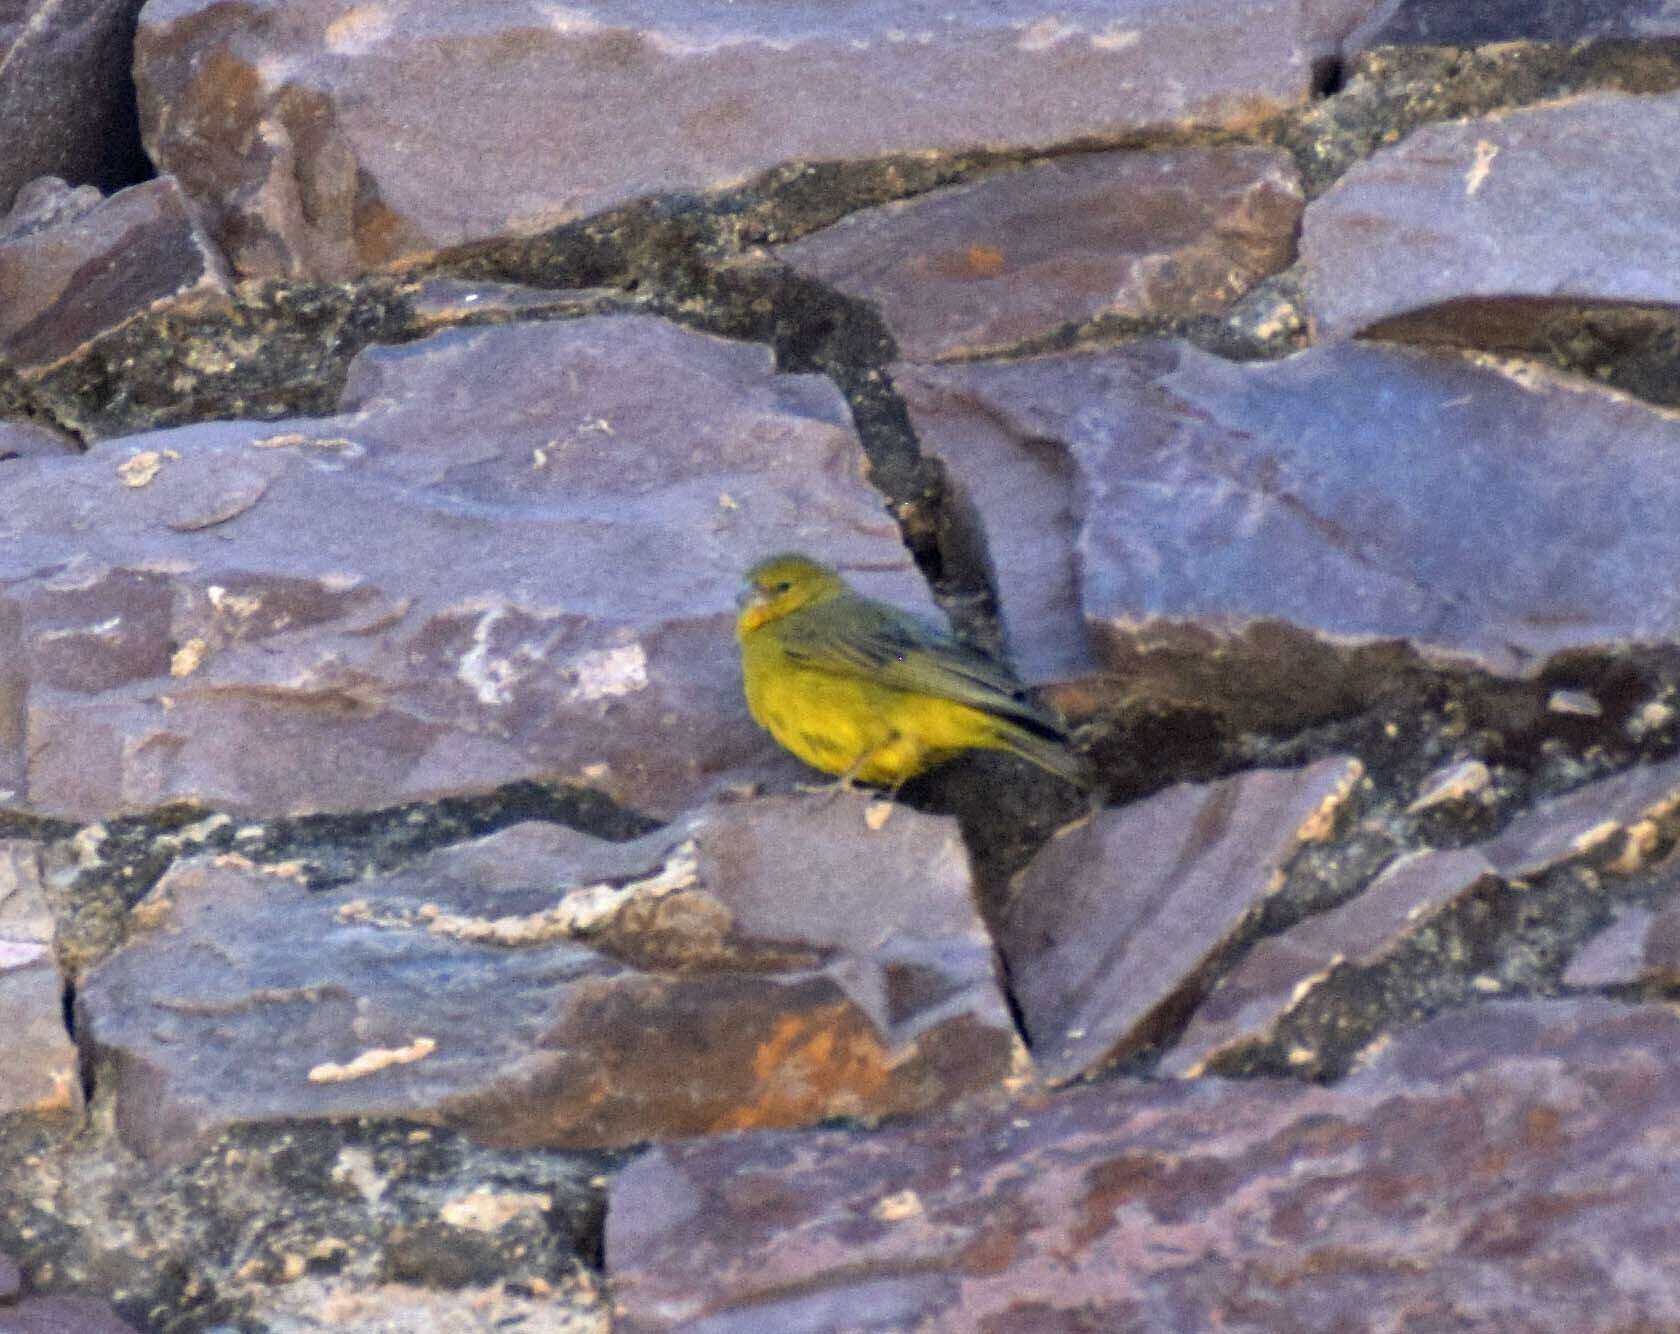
{"left": 0, "top": 840, "right": 78, "bottom": 1116}
{"left": 0, "top": 175, "right": 103, "bottom": 241}
{"left": 1564, "top": 906, "right": 1658, "bottom": 989}
{"left": 0, "top": 1294, "right": 139, "bottom": 1332}
{"left": 0, "top": 421, "right": 78, "bottom": 466}
{"left": 1479, "top": 754, "right": 1680, "bottom": 880}
{"left": 78, "top": 793, "right": 1021, "bottom": 1163}
{"left": 609, "top": 998, "right": 1680, "bottom": 1332}
{"left": 1561, "top": 887, "right": 1680, "bottom": 988}
{"left": 775, "top": 147, "right": 1302, "bottom": 361}
{"left": 1157, "top": 754, "right": 1680, "bottom": 1069}
{"left": 135, "top": 0, "right": 1313, "bottom": 278}
{"left": 0, "top": 315, "right": 926, "bottom": 821}
{"left": 0, "top": 0, "right": 148, "bottom": 212}
{"left": 1347, "top": 0, "right": 1680, "bottom": 48}
{"left": 902, "top": 340, "right": 1680, "bottom": 723}
{"left": 1303, "top": 92, "right": 1680, "bottom": 342}
{"left": 0, "top": 175, "right": 233, "bottom": 375}
{"left": 1162, "top": 847, "right": 1498, "bottom": 1076}
{"left": 1000, "top": 755, "right": 1363, "bottom": 1081}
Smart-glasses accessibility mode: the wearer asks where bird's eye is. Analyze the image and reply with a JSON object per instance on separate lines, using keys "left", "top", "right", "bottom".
{"left": 773, "top": 580, "right": 792, "bottom": 594}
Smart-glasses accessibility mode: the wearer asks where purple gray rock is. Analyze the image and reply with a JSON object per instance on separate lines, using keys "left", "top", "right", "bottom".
{"left": 1478, "top": 753, "right": 1680, "bottom": 880}
{"left": 0, "top": 175, "right": 102, "bottom": 241}
{"left": 135, "top": 0, "right": 1314, "bottom": 278}
{"left": 1302, "top": 92, "right": 1680, "bottom": 343}
{"left": 1563, "top": 906, "right": 1657, "bottom": 989}
{"left": 1304, "top": 0, "right": 1391, "bottom": 57}
{"left": 0, "top": 1294, "right": 139, "bottom": 1332}
{"left": 902, "top": 340, "right": 1680, "bottom": 725}
{"left": 1159, "top": 754, "right": 1680, "bottom": 1069}
{"left": 1346, "top": 0, "right": 1680, "bottom": 48}
{"left": 1161, "top": 847, "right": 1498, "bottom": 1076}
{"left": 774, "top": 147, "right": 1303, "bottom": 361}
{"left": 1641, "top": 894, "right": 1680, "bottom": 984}
{"left": 0, "top": 175, "right": 232, "bottom": 375}
{"left": 78, "top": 793, "right": 1021, "bottom": 1162}
{"left": 0, "top": 0, "right": 149, "bottom": 213}
{"left": 1001, "top": 755, "right": 1363, "bottom": 1080}
{"left": 0, "top": 421, "right": 78, "bottom": 465}
{"left": 609, "top": 998, "right": 1680, "bottom": 1332}
{"left": 1561, "top": 889, "right": 1680, "bottom": 990}
{"left": 0, "top": 840, "right": 79, "bottom": 1116}
{"left": 1, "top": 315, "right": 926, "bottom": 820}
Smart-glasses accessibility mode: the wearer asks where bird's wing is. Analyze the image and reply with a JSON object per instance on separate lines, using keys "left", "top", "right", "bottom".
{"left": 775, "top": 594, "right": 1065, "bottom": 737}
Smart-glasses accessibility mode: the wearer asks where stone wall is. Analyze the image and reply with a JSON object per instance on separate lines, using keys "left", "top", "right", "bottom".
{"left": 7, "top": 2, "right": 1680, "bottom": 1329}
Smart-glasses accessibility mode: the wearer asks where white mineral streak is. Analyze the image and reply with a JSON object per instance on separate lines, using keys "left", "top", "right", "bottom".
{"left": 458, "top": 607, "right": 516, "bottom": 706}
{"left": 336, "top": 840, "right": 703, "bottom": 945}
{"left": 307, "top": 1036, "right": 437, "bottom": 1083}
{"left": 567, "top": 642, "right": 648, "bottom": 702}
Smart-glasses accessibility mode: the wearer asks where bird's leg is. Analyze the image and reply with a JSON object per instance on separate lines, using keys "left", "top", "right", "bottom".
{"left": 792, "top": 757, "right": 867, "bottom": 800}
{"left": 794, "top": 772, "right": 859, "bottom": 798}
{"left": 793, "top": 733, "right": 904, "bottom": 804}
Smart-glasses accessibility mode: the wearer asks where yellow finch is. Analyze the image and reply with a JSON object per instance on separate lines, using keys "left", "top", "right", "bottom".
{"left": 736, "top": 553, "right": 1085, "bottom": 789}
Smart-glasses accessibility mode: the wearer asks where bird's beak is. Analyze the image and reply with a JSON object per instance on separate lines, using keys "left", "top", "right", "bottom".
{"left": 736, "top": 586, "right": 768, "bottom": 611}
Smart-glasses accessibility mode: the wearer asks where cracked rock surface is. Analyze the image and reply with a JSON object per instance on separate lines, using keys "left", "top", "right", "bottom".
{"left": 906, "top": 339, "right": 1680, "bottom": 722}
{"left": 3, "top": 316, "right": 922, "bottom": 821}
{"left": 12, "top": 2, "right": 1680, "bottom": 1331}
{"left": 609, "top": 998, "right": 1680, "bottom": 1331}
{"left": 80, "top": 794, "right": 1018, "bottom": 1163}
{"left": 134, "top": 0, "right": 1313, "bottom": 278}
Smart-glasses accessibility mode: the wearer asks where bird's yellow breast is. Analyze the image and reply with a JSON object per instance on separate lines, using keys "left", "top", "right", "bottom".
{"left": 739, "top": 621, "right": 999, "bottom": 784}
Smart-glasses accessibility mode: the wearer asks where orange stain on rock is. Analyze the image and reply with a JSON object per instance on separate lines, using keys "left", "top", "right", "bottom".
{"left": 929, "top": 243, "right": 1009, "bottom": 280}
{"left": 712, "top": 1007, "right": 896, "bottom": 1133}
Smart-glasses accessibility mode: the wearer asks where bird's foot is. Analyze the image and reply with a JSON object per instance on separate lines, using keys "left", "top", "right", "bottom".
{"left": 793, "top": 774, "right": 860, "bottom": 802}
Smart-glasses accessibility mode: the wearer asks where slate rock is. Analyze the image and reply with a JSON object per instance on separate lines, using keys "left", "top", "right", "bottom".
{"left": 1479, "top": 753, "right": 1680, "bottom": 879}
{"left": 1563, "top": 905, "right": 1656, "bottom": 988}
{"left": 0, "top": 840, "right": 78, "bottom": 1116}
{"left": 0, "top": 175, "right": 233, "bottom": 376}
{"left": 0, "top": 422, "right": 78, "bottom": 466}
{"left": 1161, "top": 847, "right": 1498, "bottom": 1076}
{"left": 0, "top": 176, "right": 103, "bottom": 241}
{"left": 135, "top": 0, "right": 1313, "bottom": 278}
{"left": 1164, "top": 755, "right": 1680, "bottom": 1067}
{"left": 1407, "top": 756, "right": 1494, "bottom": 813}
{"left": 1631, "top": 894, "right": 1680, "bottom": 990}
{"left": 0, "top": 0, "right": 148, "bottom": 213}
{"left": 1303, "top": 92, "right": 1680, "bottom": 343}
{"left": 1304, "top": 0, "right": 1391, "bottom": 58}
{"left": 1347, "top": 0, "right": 1680, "bottom": 48}
{"left": 1001, "top": 755, "right": 1363, "bottom": 1081}
{"left": 903, "top": 340, "right": 1680, "bottom": 725}
{"left": 775, "top": 147, "right": 1302, "bottom": 362}
{"left": 0, "top": 1295, "right": 138, "bottom": 1332}
{"left": 78, "top": 793, "right": 1020, "bottom": 1163}
{"left": 608, "top": 998, "right": 1680, "bottom": 1332}
{"left": 1, "top": 315, "right": 923, "bottom": 820}
{"left": 0, "top": 1114, "right": 611, "bottom": 1334}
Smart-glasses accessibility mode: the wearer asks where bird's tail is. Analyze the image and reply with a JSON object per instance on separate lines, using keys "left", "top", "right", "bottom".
{"left": 995, "top": 719, "right": 1090, "bottom": 787}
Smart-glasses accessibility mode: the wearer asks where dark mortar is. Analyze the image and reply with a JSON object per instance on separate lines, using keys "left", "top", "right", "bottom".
{"left": 0, "top": 1115, "right": 612, "bottom": 1334}
{"left": 20, "top": 278, "right": 416, "bottom": 442}
{"left": 1276, "top": 39, "right": 1680, "bottom": 199}
{"left": 1362, "top": 299, "right": 1680, "bottom": 408}
{"left": 47, "top": 780, "right": 661, "bottom": 977}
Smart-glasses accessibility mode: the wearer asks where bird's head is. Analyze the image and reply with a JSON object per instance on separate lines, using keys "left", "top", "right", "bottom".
{"left": 736, "top": 553, "right": 846, "bottom": 633}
